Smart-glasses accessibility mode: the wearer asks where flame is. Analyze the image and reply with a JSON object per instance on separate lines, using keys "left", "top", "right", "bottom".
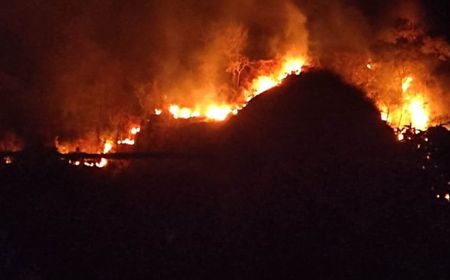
{"left": 402, "top": 76, "right": 413, "bottom": 93}
{"left": 130, "top": 127, "right": 141, "bottom": 135}
{"left": 169, "top": 105, "right": 201, "bottom": 119}
{"left": 117, "top": 126, "right": 141, "bottom": 146}
{"left": 102, "top": 140, "right": 114, "bottom": 154}
{"left": 252, "top": 76, "right": 278, "bottom": 95}
{"left": 161, "top": 55, "right": 306, "bottom": 123}
{"left": 380, "top": 106, "right": 390, "bottom": 122}
{"left": 3, "top": 156, "right": 13, "bottom": 164}
{"left": 53, "top": 54, "right": 307, "bottom": 168}
{"left": 96, "top": 158, "right": 108, "bottom": 168}
{"left": 406, "top": 96, "right": 429, "bottom": 131}
{"left": 278, "top": 57, "right": 305, "bottom": 80}
{"left": 377, "top": 75, "right": 430, "bottom": 138}
{"left": 205, "top": 105, "right": 234, "bottom": 121}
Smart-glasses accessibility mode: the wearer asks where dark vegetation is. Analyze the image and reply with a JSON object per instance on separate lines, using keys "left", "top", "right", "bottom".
{"left": 1, "top": 71, "right": 449, "bottom": 279}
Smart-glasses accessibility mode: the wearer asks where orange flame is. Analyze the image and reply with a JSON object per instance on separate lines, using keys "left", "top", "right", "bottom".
{"left": 162, "top": 55, "right": 306, "bottom": 122}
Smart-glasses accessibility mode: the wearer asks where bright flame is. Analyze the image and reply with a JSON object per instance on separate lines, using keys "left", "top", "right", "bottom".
{"left": 117, "top": 138, "right": 135, "bottom": 145}
{"left": 131, "top": 127, "right": 141, "bottom": 135}
{"left": 54, "top": 54, "right": 308, "bottom": 168}
{"left": 278, "top": 57, "right": 304, "bottom": 80}
{"left": 407, "top": 96, "right": 429, "bottom": 131}
{"left": 117, "top": 126, "right": 141, "bottom": 146}
{"left": 381, "top": 75, "right": 430, "bottom": 138}
{"left": 252, "top": 76, "right": 278, "bottom": 95}
{"left": 380, "top": 106, "right": 389, "bottom": 122}
{"left": 102, "top": 140, "right": 114, "bottom": 154}
{"left": 205, "top": 105, "right": 233, "bottom": 121}
{"left": 96, "top": 158, "right": 108, "bottom": 168}
{"left": 169, "top": 105, "right": 201, "bottom": 119}
{"left": 159, "top": 55, "right": 306, "bottom": 123}
{"left": 402, "top": 76, "right": 413, "bottom": 93}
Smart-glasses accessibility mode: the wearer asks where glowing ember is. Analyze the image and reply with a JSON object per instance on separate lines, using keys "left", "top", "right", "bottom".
{"left": 3, "top": 156, "right": 13, "bottom": 164}
{"left": 154, "top": 109, "right": 162, "bottom": 115}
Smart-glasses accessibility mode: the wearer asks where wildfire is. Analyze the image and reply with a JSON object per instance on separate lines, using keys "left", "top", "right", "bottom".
{"left": 205, "top": 105, "right": 236, "bottom": 121}
{"left": 102, "top": 140, "right": 114, "bottom": 154}
{"left": 169, "top": 105, "right": 201, "bottom": 119}
{"left": 406, "top": 95, "right": 429, "bottom": 131}
{"left": 161, "top": 55, "right": 306, "bottom": 122}
{"left": 379, "top": 75, "right": 430, "bottom": 136}
{"left": 117, "top": 126, "right": 141, "bottom": 146}
{"left": 251, "top": 76, "right": 278, "bottom": 96}
{"left": 402, "top": 76, "right": 413, "bottom": 93}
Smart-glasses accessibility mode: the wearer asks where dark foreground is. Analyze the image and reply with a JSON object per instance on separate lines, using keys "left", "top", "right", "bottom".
{"left": 1, "top": 71, "right": 449, "bottom": 279}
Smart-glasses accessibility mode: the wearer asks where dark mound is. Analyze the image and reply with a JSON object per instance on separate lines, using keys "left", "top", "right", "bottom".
{"left": 224, "top": 70, "right": 395, "bottom": 161}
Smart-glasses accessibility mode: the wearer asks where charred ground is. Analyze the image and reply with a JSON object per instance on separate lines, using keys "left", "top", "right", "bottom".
{"left": 1, "top": 71, "right": 449, "bottom": 279}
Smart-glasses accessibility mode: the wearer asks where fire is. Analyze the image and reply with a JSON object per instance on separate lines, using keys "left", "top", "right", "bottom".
{"left": 250, "top": 57, "right": 305, "bottom": 98}
{"left": 406, "top": 96, "right": 429, "bottom": 131}
{"left": 252, "top": 76, "right": 278, "bottom": 95}
{"left": 3, "top": 156, "right": 13, "bottom": 165}
{"left": 278, "top": 57, "right": 305, "bottom": 80}
{"left": 117, "top": 126, "right": 141, "bottom": 146}
{"left": 169, "top": 105, "right": 201, "bottom": 119}
{"left": 378, "top": 75, "right": 430, "bottom": 136}
{"left": 380, "top": 106, "right": 389, "bottom": 122}
{"left": 48, "top": 55, "right": 307, "bottom": 169}
{"left": 131, "top": 127, "right": 141, "bottom": 135}
{"left": 96, "top": 158, "right": 108, "bottom": 168}
{"left": 402, "top": 76, "right": 413, "bottom": 93}
{"left": 161, "top": 55, "right": 306, "bottom": 123}
{"left": 205, "top": 105, "right": 234, "bottom": 121}
{"left": 102, "top": 140, "right": 114, "bottom": 154}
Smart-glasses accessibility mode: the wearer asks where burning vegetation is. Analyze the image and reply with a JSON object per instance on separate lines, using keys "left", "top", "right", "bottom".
{"left": 1, "top": 1, "right": 450, "bottom": 277}
{"left": 0, "top": 0, "right": 449, "bottom": 167}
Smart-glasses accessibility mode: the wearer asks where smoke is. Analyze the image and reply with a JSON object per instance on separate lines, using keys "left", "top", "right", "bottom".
{"left": 0, "top": 0, "right": 448, "bottom": 148}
